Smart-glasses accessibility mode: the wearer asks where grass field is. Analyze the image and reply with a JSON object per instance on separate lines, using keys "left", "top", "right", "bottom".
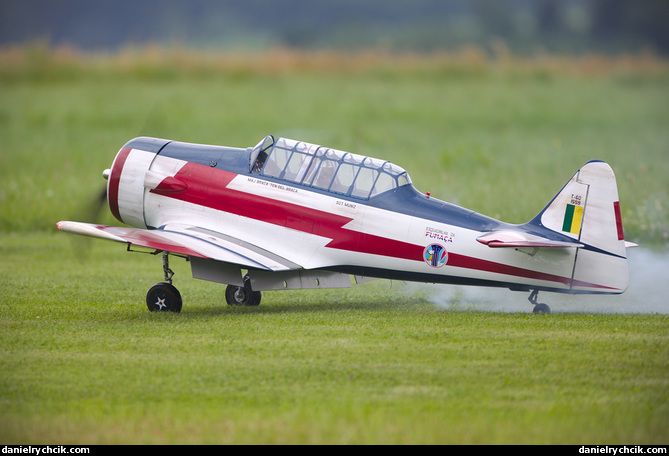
{"left": 1, "top": 234, "right": 667, "bottom": 444}
{"left": 1, "top": 48, "right": 668, "bottom": 444}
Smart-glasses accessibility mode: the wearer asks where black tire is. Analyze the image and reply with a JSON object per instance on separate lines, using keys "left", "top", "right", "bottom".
{"left": 533, "top": 303, "right": 551, "bottom": 314}
{"left": 225, "top": 280, "right": 261, "bottom": 306}
{"left": 146, "top": 282, "right": 182, "bottom": 313}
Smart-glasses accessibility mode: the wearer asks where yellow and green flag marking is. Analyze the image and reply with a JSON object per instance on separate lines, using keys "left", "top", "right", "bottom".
{"left": 562, "top": 204, "right": 583, "bottom": 235}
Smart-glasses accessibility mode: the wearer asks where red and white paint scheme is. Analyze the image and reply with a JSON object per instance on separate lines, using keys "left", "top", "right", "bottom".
{"left": 58, "top": 135, "right": 636, "bottom": 313}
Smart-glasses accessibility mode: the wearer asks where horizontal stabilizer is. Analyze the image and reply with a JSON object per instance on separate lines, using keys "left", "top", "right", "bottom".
{"left": 477, "top": 230, "right": 583, "bottom": 248}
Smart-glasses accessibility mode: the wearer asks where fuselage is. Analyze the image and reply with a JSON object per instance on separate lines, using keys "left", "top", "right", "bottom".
{"left": 106, "top": 136, "right": 624, "bottom": 294}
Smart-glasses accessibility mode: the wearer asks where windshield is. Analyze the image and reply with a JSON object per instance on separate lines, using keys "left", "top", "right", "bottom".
{"left": 250, "top": 136, "right": 412, "bottom": 199}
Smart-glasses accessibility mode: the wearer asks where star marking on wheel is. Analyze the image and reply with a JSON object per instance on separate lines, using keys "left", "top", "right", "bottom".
{"left": 155, "top": 296, "right": 167, "bottom": 310}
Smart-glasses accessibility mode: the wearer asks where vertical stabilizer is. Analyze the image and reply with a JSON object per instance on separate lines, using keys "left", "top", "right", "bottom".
{"left": 535, "top": 161, "right": 630, "bottom": 293}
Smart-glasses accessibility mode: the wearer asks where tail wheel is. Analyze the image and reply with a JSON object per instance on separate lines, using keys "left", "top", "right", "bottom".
{"left": 532, "top": 303, "right": 551, "bottom": 314}
{"left": 146, "top": 282, "right": 182, "bottom": 313}
{"left": 528, "top": 290, "right": 551, "bottom": 314}
{"left": 225, "top": 278, "right": 261, "bottom": 306}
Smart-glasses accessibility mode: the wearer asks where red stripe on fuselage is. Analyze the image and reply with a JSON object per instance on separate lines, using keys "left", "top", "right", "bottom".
{"left": 151, "top": 162, "right": 422, "bottom": 261}
{"left": 108, "top": 147, "right": 132, "bottom": 223}
{"left": 447, "top": 253, "right": 615, "bottom": 290}
{"left": 151, "top": 162, "right": 613, "bottom": 290}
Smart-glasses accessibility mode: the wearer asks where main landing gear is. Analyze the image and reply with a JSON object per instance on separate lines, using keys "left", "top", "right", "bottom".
{"left": 528, "top": 290, "right": 550, "bottom": 314}
{"left": 145, "top": 252, "right": 262, "bottom": 312}
{"left": 146, "top": 252, "right": 183, "bottom": 313}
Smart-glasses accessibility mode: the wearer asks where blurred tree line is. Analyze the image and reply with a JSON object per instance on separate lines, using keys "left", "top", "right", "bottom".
{"left": 1, "top": 0, "right": 667, "bottom": 55}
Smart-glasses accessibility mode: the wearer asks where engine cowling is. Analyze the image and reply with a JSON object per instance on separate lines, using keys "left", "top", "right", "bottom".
{"left": 106, "top": 137, "right": 170, "bottom": 228}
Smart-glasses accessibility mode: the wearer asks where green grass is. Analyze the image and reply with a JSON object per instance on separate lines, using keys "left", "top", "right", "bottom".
{"left": 1, "top": 234, "right": 667, "bottom": 444}
{"left": 0, "top": 50, "right": 668, "bottom": 444}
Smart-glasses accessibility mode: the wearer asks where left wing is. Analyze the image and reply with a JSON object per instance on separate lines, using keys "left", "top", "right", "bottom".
{"left": 56, "top": 221, "right": 302, "bottom": 271}
{"left": 476, "top": 230, "right": 584, "bottom": 248}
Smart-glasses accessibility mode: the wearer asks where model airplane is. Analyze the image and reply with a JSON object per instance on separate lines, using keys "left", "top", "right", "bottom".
{"left": 57, "top": 135, "right": 636, "bottom": 314}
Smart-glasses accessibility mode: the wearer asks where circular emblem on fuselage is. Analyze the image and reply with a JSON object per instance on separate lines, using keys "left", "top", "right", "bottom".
{"left": 424, "top": 243, "right": 448, "bottom": 268}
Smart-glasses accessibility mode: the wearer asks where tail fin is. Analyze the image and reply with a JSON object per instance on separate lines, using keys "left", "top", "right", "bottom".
{"left": 533, "top": 160, "right": 632, "bottom": 293}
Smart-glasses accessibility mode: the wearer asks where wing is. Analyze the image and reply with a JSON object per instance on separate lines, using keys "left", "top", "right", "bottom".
{"left": 476, "top": 230, "right": 584, "bottom": 248}
{"left": 56, "top": 221, "right": 302, "bottom": 271}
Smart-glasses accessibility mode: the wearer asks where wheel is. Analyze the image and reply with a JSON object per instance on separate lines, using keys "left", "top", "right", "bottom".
{"left": 533, "top": 303, "right": 551, "bottom": 314}
{"left": 146, "top": 282, "right": 182, "bottom": 313}
{"left": 225, "top": 280, "right": 261, "bottom": 306}
{"left": 225, "top": 285, "right": 261, "bottom": 306}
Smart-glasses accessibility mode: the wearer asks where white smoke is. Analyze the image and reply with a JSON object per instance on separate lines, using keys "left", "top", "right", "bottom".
{"left": 417, "top": 248, "right": 669, "bottom": 314}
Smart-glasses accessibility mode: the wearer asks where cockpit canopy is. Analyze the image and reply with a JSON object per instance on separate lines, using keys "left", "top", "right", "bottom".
{"left": 249, "top": 135, "right": 412, "bottom": 199}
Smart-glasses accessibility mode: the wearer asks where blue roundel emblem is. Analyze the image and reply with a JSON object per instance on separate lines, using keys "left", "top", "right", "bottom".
{"left": 424, "top": 243, "right": 448, "bottom": 268}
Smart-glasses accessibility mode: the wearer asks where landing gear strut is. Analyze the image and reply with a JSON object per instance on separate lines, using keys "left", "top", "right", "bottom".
{"left": 146, "top": 252, "right": 183, "bottom": 313}
{"left": 528, "top": 290, "right": 550, "bottom": 314}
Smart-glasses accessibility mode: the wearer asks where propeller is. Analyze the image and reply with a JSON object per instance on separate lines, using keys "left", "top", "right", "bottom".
{"left": 67, "top": 172, "right": 109, "bottom": 263}
{"left": 84, "top": 181, "right": 109, "bottom": 225}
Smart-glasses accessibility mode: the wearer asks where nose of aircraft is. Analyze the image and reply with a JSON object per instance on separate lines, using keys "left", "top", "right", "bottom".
{"left": 106, "top": 143, "right": 159, "bottom": 227}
